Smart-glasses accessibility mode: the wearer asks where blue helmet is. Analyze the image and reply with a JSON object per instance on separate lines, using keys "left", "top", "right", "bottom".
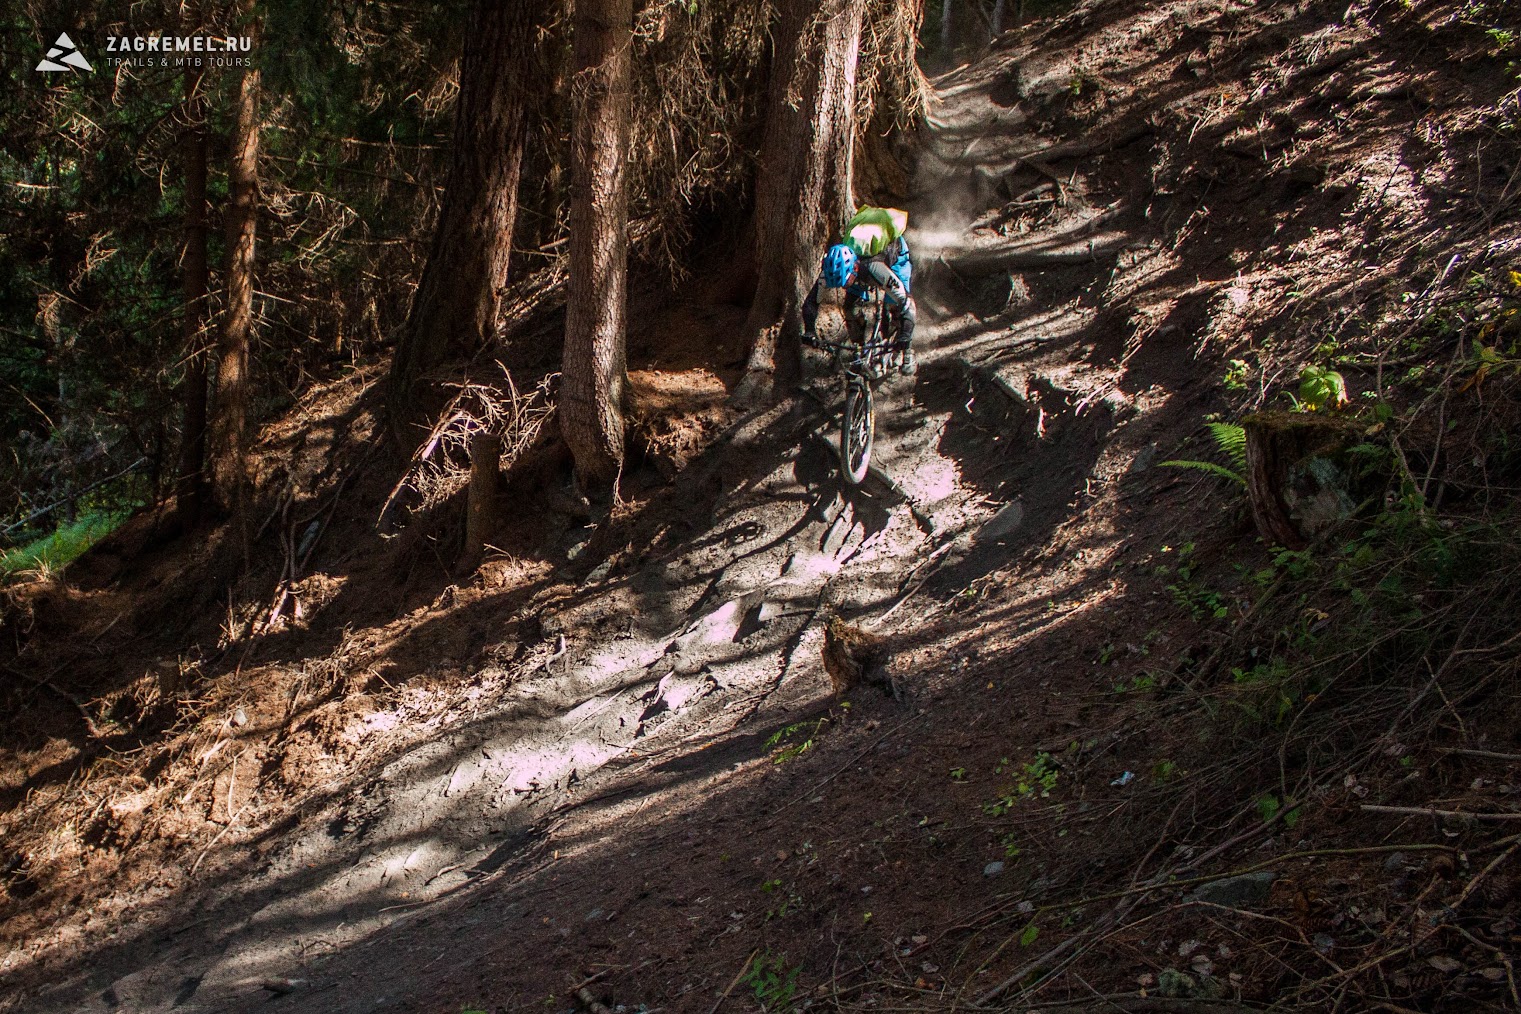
{"left": 822, "top": 244, "right": 857, "bottom": 288}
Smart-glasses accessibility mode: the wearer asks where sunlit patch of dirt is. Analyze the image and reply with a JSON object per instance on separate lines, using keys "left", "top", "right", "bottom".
{"left": 626, "top": 368, "right": 735, "bottom": 479}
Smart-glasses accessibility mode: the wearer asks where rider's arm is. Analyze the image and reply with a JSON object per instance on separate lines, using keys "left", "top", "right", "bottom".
{"left": 800, "top": 275, "right": 826, "bottom": 335}
{"left": 863, "top": 261, "right": 907, "bottom": 307}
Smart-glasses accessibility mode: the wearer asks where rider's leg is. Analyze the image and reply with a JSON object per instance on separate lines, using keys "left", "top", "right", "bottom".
{"left": 844, "top": 289, "right": 867, "bottom": 347}
{"left": 897, "top": 295, "right": 918, "bottom": 375}
{"left": 886, "top": 248, "right": 917, "bottom": 375}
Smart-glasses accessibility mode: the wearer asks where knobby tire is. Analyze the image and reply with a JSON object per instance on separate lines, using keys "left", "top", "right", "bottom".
{"left": 840, "top": 378, "right": 874, "bottom": 486}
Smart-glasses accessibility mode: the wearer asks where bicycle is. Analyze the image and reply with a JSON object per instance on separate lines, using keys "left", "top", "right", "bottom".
{"left": 803, "top": 289, "right": 901, "bottom": 486}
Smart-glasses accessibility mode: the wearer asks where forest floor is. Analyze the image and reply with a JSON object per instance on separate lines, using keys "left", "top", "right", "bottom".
{"left": 4, "top": 1, "right": 1521, "bottom": 1012}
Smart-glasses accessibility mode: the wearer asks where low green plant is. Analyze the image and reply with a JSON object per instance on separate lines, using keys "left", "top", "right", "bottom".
{"left": 765, "top": 717, "right": 827, "bottom": 765}
{"left": 1157, "top": 967, "right": 1226, "bottom": 999}
{"left": 1160, "top": 422, "right": 1247, "bottom": 486}
{"left": 760, "top": 878, "right": 804, "bottom": 920}
{"left": 1465, "top": 272, "right": 1521, "bottom": 386}
{"left": 1257, "top": 792, "right": 1302, "bottom": 827}
{"left": 1230, "top": 657, "right": 1303, "bottom": 726}
{"left": 1222, "top": 358, "right": 1250, "bottom": 391}
{"left": 984, "top": 752, "right": 1059, "bottom": 816}
{"left": 745, "top": 952, "right": 801, "bottom": 1011}
{"left": 1163, "top": 542, "right": 1230, "bottom": 621}
{"left": 1112, "top": 672, "right": 1157, "bottom": 694}
{"left": 1, "top": 508, "right": 129, "bottom": 578}
{"left": 1292, "top": 364, "right": 1349, "bottom": 412}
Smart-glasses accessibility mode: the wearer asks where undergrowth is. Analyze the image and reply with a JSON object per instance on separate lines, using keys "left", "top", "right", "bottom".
{"left": 0, "top": 508, "right": 129, "bottom": 579}
{"left": 932, "top": 266, "right": 1521, "bottom": 1013}
{"left": 1143, "top": 267, "right": 1521, "bottom": 1010}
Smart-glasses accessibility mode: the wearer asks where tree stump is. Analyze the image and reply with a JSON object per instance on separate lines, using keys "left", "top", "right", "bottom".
{"left": 464, "top": 431, "right": 502, "bottom": 568}
{"left": 1243, "top": 412, "right": 1363, "bottom": 550}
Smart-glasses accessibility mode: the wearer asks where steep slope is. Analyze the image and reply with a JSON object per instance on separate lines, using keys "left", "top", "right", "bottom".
{"left": 4, "top": 0, "right": 1520, "bottom": 1011}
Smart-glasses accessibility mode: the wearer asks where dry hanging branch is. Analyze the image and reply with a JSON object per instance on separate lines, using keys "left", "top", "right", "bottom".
{"left": 380, "top": 366, "right": 558, "bottom": 522}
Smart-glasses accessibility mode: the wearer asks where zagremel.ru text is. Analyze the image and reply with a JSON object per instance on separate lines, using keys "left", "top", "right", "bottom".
{"left": 103, "top": 34, "right": 253, "bottom": 67}
{"left": 105, "top": 35, "right": 253, "bottom": 53}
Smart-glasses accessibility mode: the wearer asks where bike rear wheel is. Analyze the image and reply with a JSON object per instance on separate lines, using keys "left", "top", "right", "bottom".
{"left": 840, "top": 378, "right": 874, "bottom": 486}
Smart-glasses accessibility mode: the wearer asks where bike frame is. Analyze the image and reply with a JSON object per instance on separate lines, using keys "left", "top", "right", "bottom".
{"left": 809, "top": 289, "right": 898, "bottom": 384}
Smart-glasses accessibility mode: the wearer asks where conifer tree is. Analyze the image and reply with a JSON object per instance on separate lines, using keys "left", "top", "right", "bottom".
{"left": 561, "top": 0, "right": 633, "bottom": 489}
{"left": 387, "top": 0, "right": 552, "bottom": 449}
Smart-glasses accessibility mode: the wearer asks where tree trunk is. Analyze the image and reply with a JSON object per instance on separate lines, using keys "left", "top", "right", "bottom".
{"left": 1243, "top": 412, "right": 1362, "bottom": 551}
{"left": 386, "top": 0, "right": 548, "bottom": 449}
{"left": 738, "top": 0, "right": 864, "bottom": 402}
{"left": 210, "top": 14, "right": 260, "bottom": 518}
{"left": 463, "top": 431, "right": 502, "bottom": 568}
{"left": 560, "top": 0, "right": 632, "bottom": 489}
{"left": 176, "top": 61, "right": 210, "bottom": 525}
{"left": 1244, "top": 417, "right": 1305, "bottom": 551}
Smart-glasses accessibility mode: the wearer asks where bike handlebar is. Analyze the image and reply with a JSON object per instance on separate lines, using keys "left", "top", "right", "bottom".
{"left": 804, "top": 335, "right": 893, "bottom": 355}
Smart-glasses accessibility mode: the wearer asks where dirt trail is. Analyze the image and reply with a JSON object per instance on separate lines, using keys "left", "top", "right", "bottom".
{"left": 5, "top": 4, "right": 1240, "bottom": 1005}
{"left": 3, "top": 44, "right": 1125, "bottom": 1014}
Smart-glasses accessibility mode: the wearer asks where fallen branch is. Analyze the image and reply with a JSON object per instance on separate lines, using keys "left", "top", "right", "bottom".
{"left": 1361, "top": 804, "right": 1521, "bottom": 822}
{"left": 380, "top": 367, "right": 558, "bottom": 523}
{"left": 0, "top": 456, "right": 149, "bottom": 539}
{"left": 297, "top": 466, "right": 359, "bottom": 573}
{"left": 1440, "top": 747, "right": 1521, "bottom": 762}
{"left": 963, "top": 336, "right": 1053, "bottom": 368}
{"left": 1019, "top": 125, "right": 1156, "bottom": 165}
{"left": 771, "top": 713, "right": 922, "bottom": 816}
{"left": 708, "top": 950, "right": 758, "bottom": 1014}
{"left": 191, "top": 799, "right": 249, "bottom": 877}
{"left": 1452, "top": 840, "right": 1520, "bottom": 911}
{"left": 541, "top": 633, "right": 568, "bottom": 675}
{"left": 3, "top": 663, "right": 107, "bottom": 739}
{"left": 876, "top": 539, "right": 960, "bottom": 625}
{"left": 945, "top": 233, "right": 1132, "bottom": 276}
{"left": 568, "top": 971, "right": 614, "bottom": 1014}
{"left": 969, "top": 840, "right": 1458, "bottom": 1007}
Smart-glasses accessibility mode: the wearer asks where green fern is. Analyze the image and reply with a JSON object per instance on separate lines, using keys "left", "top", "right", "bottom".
{"left": 1159, "top": 422, "right": 1247, "bottom": 486}
{"left": 1158, "top": 459, "right": 1245, "bottom": 485}
{"left": 1207, "top": 422, "right": 1247, "bottom": 472}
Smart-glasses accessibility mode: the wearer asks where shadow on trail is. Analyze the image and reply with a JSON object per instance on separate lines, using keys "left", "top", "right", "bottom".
{"left": 2, "top": 371, "right": 945, "bottom": 1012}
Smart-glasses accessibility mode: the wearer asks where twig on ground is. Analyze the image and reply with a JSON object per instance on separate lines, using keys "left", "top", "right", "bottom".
{"left": 568, "top": 970, "right": 614, "bottom": 1014}
{"left": 876, "top": 539, "right": 959, "bottom": 625}
{"left": 1360, "top": 804, "right": 1521, "bottom": 822}
{"left": 708, "top": 949, "right": 757, "bottom": 1014}
{"left": 191, "top": 801, "right": 249, "bottom": 877}
{"left": 2, "top": 663, "right": 106, "bottom": 739}
{"left": 771, "top": 713, "right": 923, "bottom": 816}
{"left": 1435, "top": 744, "right": 1521, "bottom": 760}
{"left": 1452, "top": 839, "right": 1520, "bottom": 911}
{"left": 542, "top": 633, "right": 568, "bottom": 675}
{"left": 966, "top": 841, "right": 1457, "bottom": 1006}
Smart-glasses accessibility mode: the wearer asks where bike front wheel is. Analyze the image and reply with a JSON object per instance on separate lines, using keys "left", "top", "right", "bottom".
{"left": 840, "top": 378, "right": 874, "bottom": 486}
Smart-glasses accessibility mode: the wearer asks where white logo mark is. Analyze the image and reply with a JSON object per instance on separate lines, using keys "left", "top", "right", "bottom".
{"left": 37, "top": 33, "right": 93, "bottom": 73}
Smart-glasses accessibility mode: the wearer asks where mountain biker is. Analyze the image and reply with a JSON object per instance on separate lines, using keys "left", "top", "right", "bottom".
{"left": 801, "top": 206, "right": 917, "bottom": 376}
